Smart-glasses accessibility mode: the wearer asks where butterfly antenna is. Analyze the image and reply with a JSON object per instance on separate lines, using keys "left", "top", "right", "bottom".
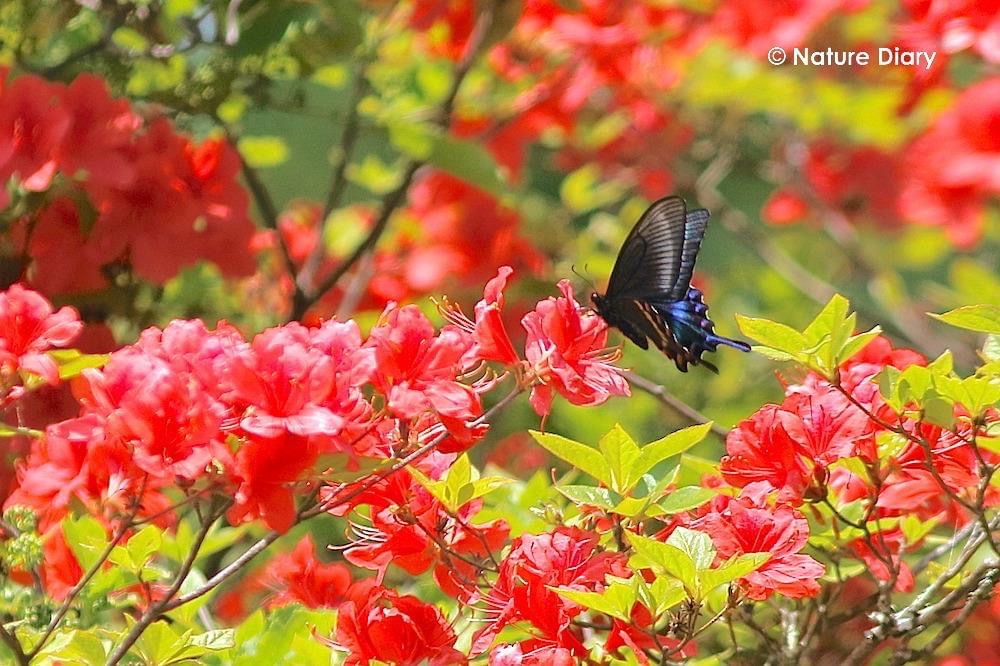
{"left": 571, "top": 264, "right": 598, "bottom": 293}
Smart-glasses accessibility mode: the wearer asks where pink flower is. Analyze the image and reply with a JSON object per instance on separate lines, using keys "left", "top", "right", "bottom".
{"left": 368, "top": 304, "right": 486, "bottom": 451}
{"left": 0, "top": 284, "right": 82, "bottom": 384}
{"left": 522, "top": 280, "right": 629, "bottom": 416}
{"left": 693, "top": 485, "right": 825, "bottom": 600}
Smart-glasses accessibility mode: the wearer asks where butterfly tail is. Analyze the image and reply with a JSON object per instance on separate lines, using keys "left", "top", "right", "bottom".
{"left": 658, "top": 288, "right": 751, "bottom": 368}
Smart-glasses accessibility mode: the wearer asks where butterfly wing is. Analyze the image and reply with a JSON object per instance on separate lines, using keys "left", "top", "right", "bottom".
{"left": 605, "top": 196, "right": 688, "bottom": 302}
{"left": 594, "top": 196, "right": 750, "bottom": 373}
{"left": 670, "top": 207, "right": 709, "bottom": 300}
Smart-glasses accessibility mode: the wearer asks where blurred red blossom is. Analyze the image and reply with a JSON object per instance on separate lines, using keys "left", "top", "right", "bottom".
{"left": 1, "top": 73, "right": 256, "bottom": 294}
{"left": 0, "top": 283, "right": 82, "bottom": 385}
{"left": 261, "top": 535, "right": 353, "bottom": 610}
{"left": 900, "top": 77, "right": 1000, "bottom": 246}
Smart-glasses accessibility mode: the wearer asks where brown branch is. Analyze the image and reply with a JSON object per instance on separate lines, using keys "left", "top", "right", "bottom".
{"left": 623, "top": 370, "right": 730, "bottom": 439}
{"left": 27, "top": 488, "right": 148, "bottom": 661}
{"left": 290, "top": 5, "right": 497, "bottom": 321}
{"left": 296, "top": 70, "right": 371, "bottom": 295}
{"left": 106, "top": 499, "right": 231, "bottom": 665}
{"left": 0, "top": 623, "right": 28, "bottom": 666}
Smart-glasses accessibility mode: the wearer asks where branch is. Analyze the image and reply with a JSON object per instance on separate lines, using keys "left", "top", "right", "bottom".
{"left": 623, "top": 370, "right": 730, "bottom": 439}
{"left": 290, "top": 5, "right": 497, "bottom": 320}
{"left": 27, "top": 494, "right": 147, "bottom": 660}
{"left": 106, "top": 500, "right": 230, "bottom": 665}
{"left": 0, "top": 623, "right": 28, "bottom": 666}
{"left": 296, "top": 69, "right": 371, "bottom": 295}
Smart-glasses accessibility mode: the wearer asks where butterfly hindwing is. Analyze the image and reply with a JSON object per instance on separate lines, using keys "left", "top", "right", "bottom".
{"left": 592, "top": 195, "right": 750, "bottom": 373}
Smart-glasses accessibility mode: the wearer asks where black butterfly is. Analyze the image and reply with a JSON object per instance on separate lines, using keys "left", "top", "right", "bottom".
{"left": 591, "top": 195, "right": 750, "bottom": 373}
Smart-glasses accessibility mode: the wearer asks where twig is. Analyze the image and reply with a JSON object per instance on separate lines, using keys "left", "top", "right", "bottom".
{"left": 27, "top": 489, "right": 148, "bottom": 661}
{"left": 0, "top": 623, "right": 28, "bottom": 666}
{"left": 105, "top": 500, "right": 231, "bottom": 665}
{"left": 291, "top": 4, "right": 497, "bottom": 320}
{"left": 623, "top": 371, "right": 730, "bottom": 439}
{"left": 296, "top": 69, "right": 371, "bottom": 295}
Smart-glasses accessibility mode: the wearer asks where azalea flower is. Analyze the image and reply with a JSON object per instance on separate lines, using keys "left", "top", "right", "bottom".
{"left": 692, "top": 484, "right": 825, "bottom": 600}
{"left": 0, "top": 284, "right": 82, "bottom": 385}
{"left": 522, "top": 279, "right": 630, "bottom": 417}
{"left": 322, "top": 579, "right": 467, "bottom": 666}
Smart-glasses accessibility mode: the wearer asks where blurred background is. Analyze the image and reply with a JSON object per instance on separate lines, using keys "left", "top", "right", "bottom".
{"left": 0, "top": 0, "right": 997, "bottom": 466}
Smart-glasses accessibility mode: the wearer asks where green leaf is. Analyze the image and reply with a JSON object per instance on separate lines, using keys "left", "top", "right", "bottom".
{"left": 930, "top": 305, "right": 1000, "bottom": 334}
{"left": 126, "top": 525, "right": 162, "bottom": 569}
{"left": 557, "top": 485, "right": 618, "bottom": 510}
{"left": 838, "top": 327, "right": 882, "bottom": 365}
{"left": 530, "top": 430, "right": 610, "bottom": 486}
{"left": 633, "top": 423, "right": 713, "bottom": 479}
{"left": 187, "top": 629, "right": 236, "bottom": 651}
{"left": 804, "top": 294, "right": 850, "bottom": 344}
{"left": 48, "top": 350, "right": 109, "bottom": 380}
{"left": 656, "top": 486, "right": 716, "bottom": 514}
{"left": 666, "top": 527, "right": 716, "bottom": 570}
{"left": 34, "top": 629, "right": 107, "bottom": 664}
{"left": 560, "top": 164, "right": 625, "bottom": 213}
{"left": 238, "top": 136, "right": 290, "bottom": 168}
{"left": 700, "top": 552, "right": 770, "bottom": 593}
{"left": 598, "top": 424, "right": 642, "bottom": 493}
{"left": 427, "top": 132, "right": 508, "bottom": 197}
{"left": 554, "top": 583, "right": 635, "bottom": 622}
{"left": 736, "top": 315, "right": 808, "bottom": 359}
{"left": 62, "top": 516, "right": 109, "bottom": 571}
{"left": 627, "top": 533, "right": 698, "bottom": 595}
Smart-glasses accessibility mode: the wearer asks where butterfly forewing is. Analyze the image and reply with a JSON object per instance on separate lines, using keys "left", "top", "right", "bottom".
{"left": 605, "top": 196, "right": 688, "bottom": 301}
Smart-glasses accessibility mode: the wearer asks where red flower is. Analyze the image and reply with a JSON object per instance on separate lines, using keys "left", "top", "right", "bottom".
{"left": 321, "top": 579, "right": 467, "bottom": 666}
{"left": 848, "top": 528, "right": 915, "bottom": 592}
{"left": 472, "top": 266, "right": 521, "bottom": 365}
{"left": 341, "top": 470, "right": 509, "bottom": 598}
{"left": 0, "top": 75, "right": 69, "bottom": 194}
{"left": 522, "top": 280, "right": 629, "bottom": 416}
{"left": 900, "top": 78, "right": 1000, "bottom": 247}
{"left": 762, "top": 189, "right": 809, "bottom": 225}
{"left": 261, "top": 535, "right": 353, "bottom": 609}
{"left": 367, "top": 304, "right": 486, "bottom": 451}
{"left": 692, "top": 485, "right": 825, "bottom": 600}
{"left": 473, "top": 527, "right": 628, "bottom": 655}
{"left": 40, "top": 525, "right": 83, "bottom": 602}
{"left": 56, "top": 74, "right": 139, "bottom": 190}
{"left": 0, "top": 284, "right": 82, "bottom": 385}
{"left": 805, "top": 140, "right": 904, "bottom": 229}
{"left": 440, "top": 265, "right": 521, "bottom": 366}
{"left": 7, "top": 414, "right": 171, "bottom": 529}
{"left": 720, "top": 404, "right": 812, "bottom": 503}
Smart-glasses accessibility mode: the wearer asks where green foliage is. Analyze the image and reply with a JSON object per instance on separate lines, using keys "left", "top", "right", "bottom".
{"left": 627, "top": 529, "right": 769, "bottom": 602}
{"left": 930, "top": 305, "right": 1000, "bottom": 334}
{"left": 410, "top": 453, "right": 513, "bottom": 513}
{"left": 738, "top": 294, "right": 881, "bottom": 380}
{"left": 531, "top": 424, "right": 713, "bottom": 520}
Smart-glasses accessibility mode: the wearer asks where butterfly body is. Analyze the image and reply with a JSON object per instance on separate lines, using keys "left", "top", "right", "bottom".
{"left": 591, "top": 196, "right": 750, "bottom": 373}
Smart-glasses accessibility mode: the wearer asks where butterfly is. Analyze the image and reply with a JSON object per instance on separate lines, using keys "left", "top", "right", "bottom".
{"left": 591, "top": 195, "right": 751, "bottom": 373}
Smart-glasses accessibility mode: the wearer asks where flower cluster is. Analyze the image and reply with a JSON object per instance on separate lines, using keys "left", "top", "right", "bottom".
{"left": 0, "top": 71, "right": 255, "bottom": 293}
{"left": 444, "top": 266, "right": 630, "bottom": 416}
